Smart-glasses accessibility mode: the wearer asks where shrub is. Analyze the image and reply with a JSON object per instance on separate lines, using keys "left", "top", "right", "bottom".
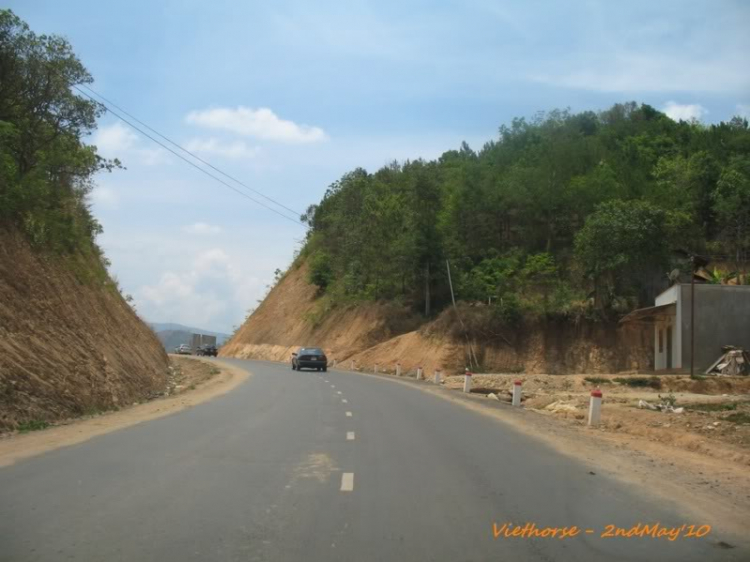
{"left": 613, "top": 376, "right": 662, "bottom": 389}
{"left": 18, "top": 420, "right": 50, "bottom": 432}
{"left": 493, "top": 293, "right": 523, "bottom": 326}
{"left": 308, "top": 251, "right": 334, "bottom": 291}
{"left": 724, "top": 413, "right": 750, "bottom": 424}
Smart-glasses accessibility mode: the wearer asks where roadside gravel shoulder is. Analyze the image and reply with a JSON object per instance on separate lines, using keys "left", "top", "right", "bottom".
{"left": 0, "top": 356, "right": 250, "bottom": 467}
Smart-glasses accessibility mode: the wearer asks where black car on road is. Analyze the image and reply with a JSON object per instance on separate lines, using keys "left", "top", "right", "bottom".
{"left": 197, "top": 345, "right": 218, "bottom": 357}
{"left": 292, "top": 347, "right": 327, "bottom": 371}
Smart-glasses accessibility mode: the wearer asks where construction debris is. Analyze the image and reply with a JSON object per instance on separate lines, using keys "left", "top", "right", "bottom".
{"left": 705, "top": 346, "right": 750, "bottom": 376}
{"left": 544, "top": 401, "right": 579, "bottom": 414}
{"left": 638, "top": 399, "right": 684, "bottom": 414}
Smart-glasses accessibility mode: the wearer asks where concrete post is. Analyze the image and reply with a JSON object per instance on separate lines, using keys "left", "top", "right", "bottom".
{"left": 434, "top": 369, "right": 442, "bottom": 384}
{"left": 416, "top": 366, "right": 423, "bottom": 380}
{"left": 374, "top": 363, "right": 379, "bottom": 374}
{"left": 588, "top": 389, "right": 602, "bottom": 426}
{"left": 512, "top": 380, "right": 522, "bottom": 407}
{"left": 350, "top": 360, "right": 355, "bottom": 371}
{"left": 396, "top": 363, "right": 401, "bottom": 377}
{"left": 332, "top": 359, "right": 336, "bottom": 367}
{"left": 463, "top": 371, "right": 472, "bottom": 393}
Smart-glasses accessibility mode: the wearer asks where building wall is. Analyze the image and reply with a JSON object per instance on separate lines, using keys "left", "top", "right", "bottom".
{"left": 679, "top": 284, "right": 750, "bottom": 371}
{"left": 655, "top": 285, "right": 681, "bottom": 369}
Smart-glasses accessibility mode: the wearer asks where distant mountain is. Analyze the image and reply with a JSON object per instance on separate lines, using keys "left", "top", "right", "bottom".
{"left": 148, "top": 322, "right": 231, "bottom": 350}
{"left": 155, "top": 330, "right": 193, "bottom": 351}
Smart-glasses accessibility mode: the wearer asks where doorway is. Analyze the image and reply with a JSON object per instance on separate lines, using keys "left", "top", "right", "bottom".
{"left": 666, "top": 326, "right": 673, "bottom": 369}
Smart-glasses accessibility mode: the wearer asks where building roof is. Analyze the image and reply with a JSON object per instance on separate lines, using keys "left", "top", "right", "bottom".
{"left": 619, "top": 302, "right": 676, "bottom": 324}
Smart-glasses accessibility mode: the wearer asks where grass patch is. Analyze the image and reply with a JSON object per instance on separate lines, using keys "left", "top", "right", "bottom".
{"left": 584, "top": 377, "right": 612, "bottom": 385}
{"left": 18, "top": 420, "right": 50, "bottom": 433}
{"left": 209, "top": 367, "right": 220, "bottom": 376}
{"left": 613, "top": 376, "right": 662, "bottom": 389}
{"left": 687, "top": 402, "right": 742, "bottom": 412}
{"left": 724, "top": 412, "right": 750, "bottom": 424}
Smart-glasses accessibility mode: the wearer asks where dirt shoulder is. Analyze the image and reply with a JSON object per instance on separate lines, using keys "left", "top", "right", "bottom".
{"left": 344, "top": 368, "right": 750, "bottom": 542}
{"left": 0, "top": 356, "right": 250, "bottom": 468}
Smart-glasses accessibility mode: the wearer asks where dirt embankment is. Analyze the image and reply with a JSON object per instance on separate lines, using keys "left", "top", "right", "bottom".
{"left": 221, "top": 261, "right": 421, "bottom": 363}
{"left": 0, "top": 228, "right": 170, "bottom": 431}
{"left": 221, "top": 260, "right": 652, "bottom": 375}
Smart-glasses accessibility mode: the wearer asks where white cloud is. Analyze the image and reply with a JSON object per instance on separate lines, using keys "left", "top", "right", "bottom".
{"left": 89, "top": 184, "right": 120, "bottom": 210}
{"left": 92, "top": 122, "right": 170, "bottom": 166}
{"left": 183, "top": 222, "right": 222, "bottom": 235}
{"left": 138, "top": 247, "right": 266, "bottom": 331}
{"left": 184, "top": 137, "right": 260, "bottom": 159}
{"left": 92, "top": 122, "right": 138, "bottom": 154}
{"left": 663, "top": 101, "right": 707, "bottom": 122}
{"left": 186, "top": 106, "right": 328, "bottom": 143}
{"left": 532, "top": 53, "right": 750, "bottom": 94}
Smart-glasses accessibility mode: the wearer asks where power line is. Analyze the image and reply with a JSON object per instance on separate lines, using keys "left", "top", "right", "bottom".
{"left": 79, "top": 84, "right": 305, "bottom": 219}
{"left": 73, "top": 86, "right": 305, "bottom": 227}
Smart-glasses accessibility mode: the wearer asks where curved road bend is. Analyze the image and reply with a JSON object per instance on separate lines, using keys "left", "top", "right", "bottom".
{"left": 0, "top": 359, "right": 745, "bottom": 561}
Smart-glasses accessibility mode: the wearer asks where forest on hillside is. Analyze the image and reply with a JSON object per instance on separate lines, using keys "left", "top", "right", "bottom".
{"left": 0, "top": 10, "right": 115, "bottom": 282}
{"left": 301, "top": 103, "right": 750, "bottom": 321}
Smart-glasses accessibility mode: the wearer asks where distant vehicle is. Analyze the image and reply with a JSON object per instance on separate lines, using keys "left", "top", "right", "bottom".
{"left": 175, "top": 344, "right": 192, "bottom": 355}
{"left": 197, "top": 345, "right": 218, "bottom": 357}
{"left": 292, "top": 347, "right": 327, "bottom": 371}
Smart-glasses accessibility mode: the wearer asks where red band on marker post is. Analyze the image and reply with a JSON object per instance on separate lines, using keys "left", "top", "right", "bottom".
{"left": 514, "top": 380, "right": 522, "bottom": 386}
{"left": 466, "top": 371, "right": 472, "bottom": 377}
{"left": 591, "top": 389, "right": 603, "bottom": 398}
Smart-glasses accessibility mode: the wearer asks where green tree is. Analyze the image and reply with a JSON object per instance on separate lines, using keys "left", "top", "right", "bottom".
{"left": 712, "top": 157, "right": 750, "bottom": 268}
{"left": 0, "top": 9, "right": 116, "bottom": 253}
{"left": 574, "top": 201, "right": 672, "bottom": 310}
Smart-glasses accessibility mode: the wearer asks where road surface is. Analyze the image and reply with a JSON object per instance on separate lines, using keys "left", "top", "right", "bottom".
{"left": 0, "top": 359, "right": 744, "bottom": 561}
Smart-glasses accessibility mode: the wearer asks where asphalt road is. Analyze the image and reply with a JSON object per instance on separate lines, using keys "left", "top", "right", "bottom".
{"left": 0, "top": 359, "right": 745, "bottom": 561}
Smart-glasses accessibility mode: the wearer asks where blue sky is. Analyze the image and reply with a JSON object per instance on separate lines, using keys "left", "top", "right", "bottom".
{"left": 8, "top": 0, "right": 750, "bottom": 333}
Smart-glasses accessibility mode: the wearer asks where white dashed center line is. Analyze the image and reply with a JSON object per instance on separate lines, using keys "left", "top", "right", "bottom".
{"left": 337, "top": 391, "right": 342, "bottom": 395}
{"left": 346, "top": 411, "right": 352, "bottom": 417}
{"left": 342, "top": 399, "right": 348, "bottom": 404}
{"left": 347, "top": 432, "right": 355, "bottom": 441}
{"left": 341, "top": 473, "right": 354, "bottom": 492}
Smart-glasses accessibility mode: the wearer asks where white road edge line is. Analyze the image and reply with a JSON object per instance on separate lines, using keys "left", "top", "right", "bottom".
{"left": 347, "top": 431, "right": 355, "bottom": 440}
{"left": 341, "top": 473, "right": 354, "bottom": 492}
{"left": 346, "top": 411, "right": 352, "bottom": 417}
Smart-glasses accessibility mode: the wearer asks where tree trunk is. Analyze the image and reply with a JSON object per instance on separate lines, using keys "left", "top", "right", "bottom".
{"left": 424, "top": 262, "right": 431, "bottom": 317}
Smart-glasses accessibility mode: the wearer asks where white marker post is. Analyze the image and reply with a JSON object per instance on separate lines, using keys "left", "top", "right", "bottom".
{"left": 588, "top": 389, "right": 602, "bottom": 426}
{"left": 416, "top": 366, "right": 423, "bottom": 380}
{"left": 396, "top": 363, "right": 401, "bottom": 377}
{"left": 463, "top": 370, "right": 472, "bottom": 393}
{"left": 374, "top": 363, "right": 379, "bottom": 374}
{"left": 512, "top": 380, "right": 522, "bottom": 407}
{"left": 434, "top": 369, "right": 442, "bottom": 384}
{"left": 350, "top": 360, "right": 355, "bottom": 371}
{"left": 332, "top": 359, "right": 337, "bottom": 367}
